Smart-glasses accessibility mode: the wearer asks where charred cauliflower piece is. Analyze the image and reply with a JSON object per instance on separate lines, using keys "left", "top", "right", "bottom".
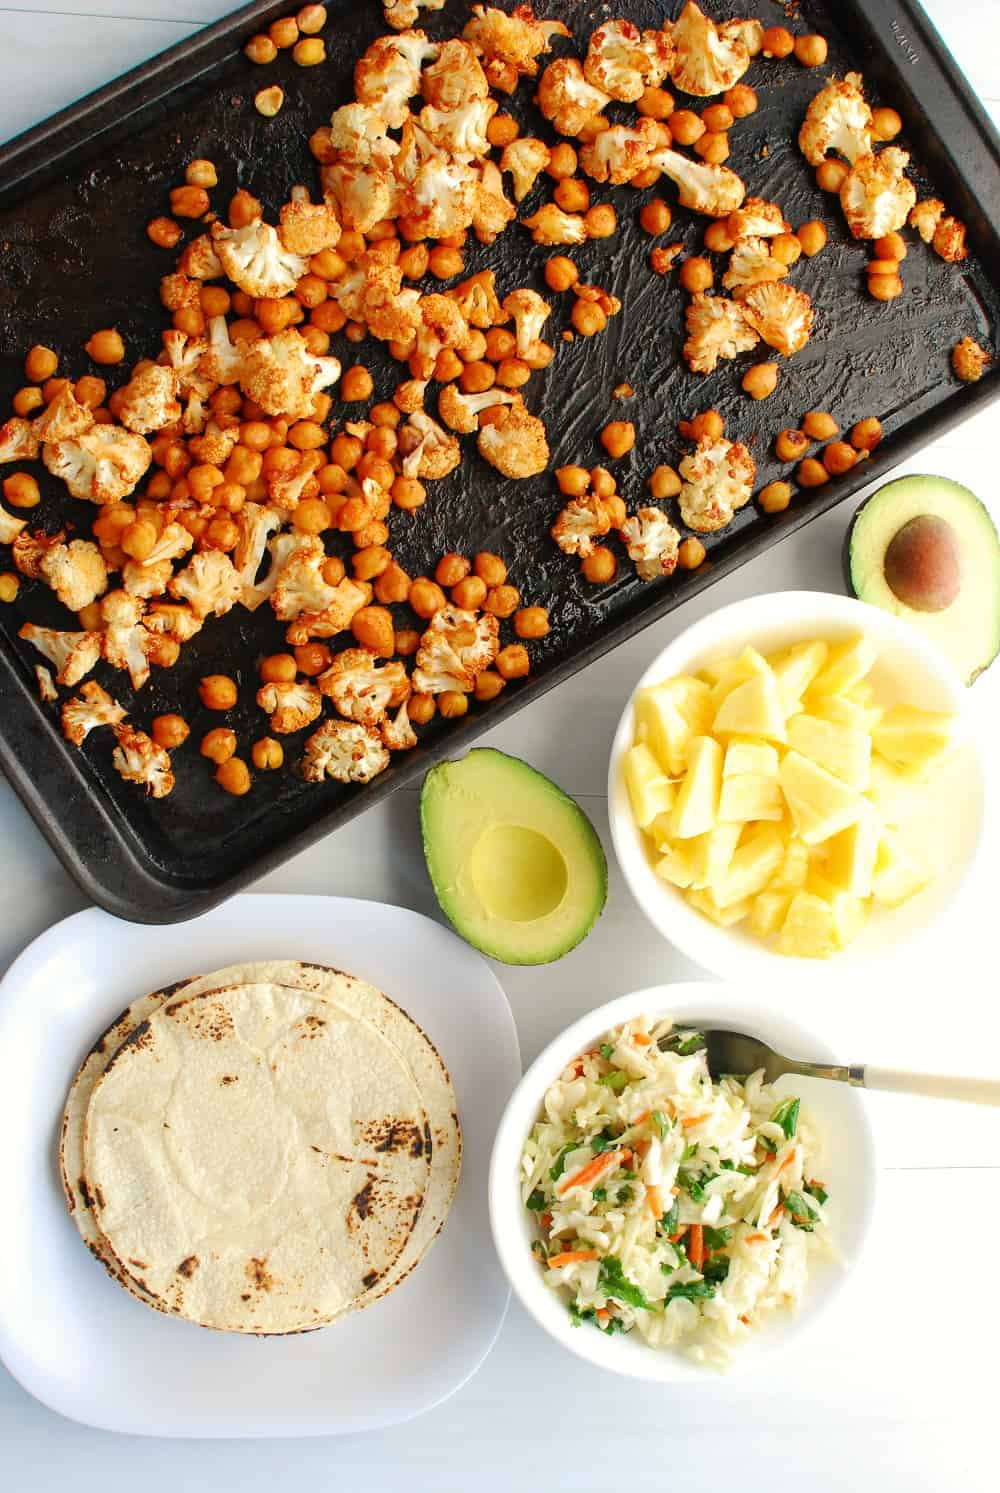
{"left": 477, "top": 404, "right": 549, "bottom": 478}
{"left": 799, "top": 77, "right": 873, "bottom": 167}
{"left": 683, "top": 292, "right": 759, "bottom": 374}
{"left": 239, "top": 329, "right": 341, "bottom": 420}
{"left": 168, "top": 550, "right": 243, "bottom": 620}
{"left": 162, "top": 329, "right": 213, "bottom": 397}
{"left": 233, "top": 502, "right": 282, "bottom": 596}
{"left": 952, "top": 336, "right": 990, "bottom": 382}
{"left": 0, "top": 502, "right": 26, "bottom": 545}
{"left": 38, "top": 538, "right": 108, "bottom": 612}
{"left": 726, "top": 198, "right": 790, "bottom": 241}
{"left": 536, "top": 58, "right": 611, "bottom": 138}
{"left": 413, "top": 606, "right": 499, "bottom": 694}
{"left": 739, "top": 283, "right": 814, "bottom": 357}
{"left": 909, "top": 197, "right": 944, "bottom": 243}
{"left": 100, "top": 589, "right": 152, "bottom": 690}
{"left": 32, "top": 386, "right": 95, "bottom": 445}
{"left": 551, "top": 492, "right": 613, "bottom": 558}
{"left": 318, "top": 648, "right": 408, "bottom": 725}
{"left": 421, "top": 39, "right": 490, "bottom": 110}
{"left": 722, "top": 237, "right": 790, "bottom": 296}
{"left": 43, "top": 425, "right": 152, "bottom": 504}
{"left": 580, "top": 119, "right": 670, "bottom": 185}
{"left": 177, "top": 233, "right": 223, "bottom": 280}
{"left": 621, "top": 507, "right": 681, "bottom": 580}
{"left": 211, "top": 219, "right": 309, "bottom": 299}
{"left": 932, "top": 215, "right": 968, "bottom": 263}
{"left": 449, "top": 269, "right": 508, "bottom": 329}
{"left": 278, "top": 197, "right": 342, "bottom": 256}
{"left": 500, "top": 137, "right": 551, "bottom": 202}
{"left": 502, "top": 288, "right": 551, "bottom": 356}
{"left": 840, "top": 148, "right": 916, "bottom": 240}
{"left": 678, "top": 436, "right": 755, "bottom": 532}
{"left": 12, "top": 527, "right": 64, "bottom": 580}
{"left": 463, "top": 4, "right": 569, "bottom": 92}
{"left": 473, "top": 161, "right": 519, "bottom": 244}
{"left": 650, "top": 147, "right": 746, "bottom": 217}
{"left": 398, "top": 411, "right": 462, "bottom": 480}
{"left": 384, "top": 0, "right": 445, "bottom": 30}
{"left": 419, "top": 97, "right": 497, "bottom": 160}
{"left": 269, "top": 536, "right": 339, "bottom": 622}
{"left": 144, "top": 602, "right": 203, "bottom": 643}
{"left": 0, "top": 417, "right": 40, "bottom": 465}
{"left": 438, "top": 383, "right": 520, "bottom": 434}
{"left": 256, "top": 679, "right": 323, "bottom": 734}
{"left": 61, "top": 681, "right": 127, "bottom": 746}
{"left": 117, "top": 364, "right": 181, "bottom": 435}
{"left": 300, "top": 719, "right": 390, "bottom": 785}
{"left": 111, "top": 724, "right": 174, "bottom": 798}
{"left": 671, "top": 1, "right": 750, "bottom": 97}
{"left": 381, "top": 700, "right": 418, "bottom": 752}
{"left": 18, "top": 622, "right": 101, "bottom": 687}
{"left": 284, "top": 577, "right": 371, "bottom": 646}
{"left": 584, "top": 20, "right": 675, "bottom": 104}
{"left": 520, "top": 203, "right": 587, "bottom": 246}
{"left": 355, "top": 31, "right": 440, "bottom": 130}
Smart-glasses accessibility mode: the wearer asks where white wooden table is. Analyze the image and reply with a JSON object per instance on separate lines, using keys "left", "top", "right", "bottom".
{"left": 1, "top": 3, "right": 998, "bottom": 1488}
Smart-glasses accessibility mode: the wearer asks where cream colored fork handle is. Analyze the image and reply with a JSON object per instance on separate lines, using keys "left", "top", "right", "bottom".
{"left": 861, "top": 1067, "right": 1000, "bottom": 1106}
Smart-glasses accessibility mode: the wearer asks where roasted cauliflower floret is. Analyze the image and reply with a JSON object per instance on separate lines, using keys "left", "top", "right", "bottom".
{"left": 952, "top": 336, "right": 990, "bottom": 382}
{"left": 840, "top": 148, "right": 916, "bottom": 240}
{"left": 42, "top": 425, "right": 152, "bottom": 504}
{"left": 421, "top": 38, "right": 489, "bottom": 109}
{"left": 740, "top": 283, "right": 814, "bottom": 356}
{"left": 332, "top": 256, "right": 422, "bottom": 344}
{"left": 473, "top": 160, "right": 519, "bottom": 244}
{"left": 318, "top": 648, "right": 408, "bottom": 724}
{"left": 111, "top": 724, "right": 174, "bottom": 798}
{"left": 354, "top": 31, "right": 439, "bottom": 130}
{"left": 683, "top": 292, "right": 759, "bottom": 374}
{"left": 18, "top": 622, "right": 101, "bottom": 687}
{"left": 932, "top": 215, "right": 967, "bottom": 263}
{"left": 463, "top": 5, "right": 569, "bottom": 92}
{"left": 415, "top": 294, "right": 470, "bottom": 365}
{"left": 0, "top": 502, "right": 26, "bottom": 545}
{"left": 329, "top": 103, "right": 400, "bottom": 168}
{"left": 502, "top": 288, "right": 551, "bottom": 356}
{"left": 0, "top": 417, "right": 40, "bottom": 465}
{"left": 381, "top": 700, "right": 418, "bottom": 752}
{"left": 398, "top": 411, "right": 462, "bottom": 480}
{"left": 671, "top": 1, "right": 750, "bottom": 97}
{"left": 584, "top": 20, "right": 674, "bottom": 103}
{"left": 909, "top": 197, "right": 944, "bottom": 243}
{"left": 168, "top": 550, "right": 243, "bottom": 620}
{"left": 621, "top": 507, "right": 681, "bottom": 580}
{"left": 321, "top": 161, "right": 398, "bottom": 235}
{"left": 239, "top": 329, "right": 341, "bottom": 420}
{"left": 521, "top": 203, "right": 587, "bottom": 246}
{"left": 189, "top": 419, "right": 240, "bottom": 469}
{"left": 420, "top": 97, "right": 497, "bottom": 160}
{"left": 551, "top": 492, "right": 613, "bottom": 558}
{"left": 160, "top": 272, "right": 201, "bottom": 314}
{"left": 477, "top": 404, "right": 549, "bottom": 478}
{"left": 177, "top": 233, "right": 223, "bottom": 280}
{"left": 278, "top": 197, "right": 342, "bottom": 256}
{"left": 798, "top": 77, "right": 873, "bottom": 167}
{"left": 32, "top": 385, "right": 95, "bottom": 444}
{"left": 536, "top": 58, "right": 611, "bottom": 138}
{"left": 269, "top": 536, "right": 339, "bottom": 621}
{"left": 100, "top": 589, "right": 152, "bottom": 689}
{"left": 408, "top": 155, "right": 480, "bottom": 240}
{"left": 438, "top": 384, "right": 520, "bottom": 434}
{"left": 300, "top": 719, "right": 389, "bottom": 785}
{"left": 650, "top": 147, "right": 746, "bottom": 217}
{"left": 35, "top": 665, "right": 58, "bottom": 702}
{"left": 198, "top": 316, "right": 245, "bottom": 387}
{"left": 500, "top": 137, "right": 551, "bottom": 202}
{"left": 162, "top": 329, "right": 213, "bottom": 397}
{"left": 722, "top": 237, "right": 790, "bottom": 295}
{"left": 719, "top": 18, "right": 764, "bottom": 56}
{"left": 144, "top": 602, "right": 203, "bottom": 643}
{"left": 284, "top": 576, "right": 371, "bottom": 645}
{"left": 121, "top": 559, "right": 175, "bottom": 601}
{"left": 211, "top": 220, "right": 309, "bottom": 299}
{"left": 117, "top": 364, "right": 181, "bottom": 435}
{"left": 384, "top": 0, "right": 445, "bottom": 34}
{"left": 233, "top": 502, "right": 283, "bottom": 596}
{"left": 449, "top": 269, "right": 507, "bottom": 329}
{"left": 413, "top": 606, "right": 499, "bottom": 694}
{"left": 267, "top": 452, "right": 323, "bottom": 513}
{"left": 11, "top": 527, "right": 64, "bottom": 580}
{"left": 38, "top": 538, "right": 108, "bottom": 612}
{"left": 61, "top": 681, "right": 127, "bottom": 746}
{"left": 678, "top": 435, "right": 755, "bottom": 533}
{"left": 726, "top": 197, "right": 790, "bottom": 241}
{"left": 238, "top": 532, "right": 307, "bottom": 613}
{"left": 256, "top": 679, "right": 324, "bottom": 734}
{"left": 580, "top": 119, "right": 669, "bottom": 185}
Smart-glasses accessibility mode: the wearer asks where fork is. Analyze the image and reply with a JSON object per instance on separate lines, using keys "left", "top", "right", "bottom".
{"left": 659, "top": 1028, "right": 1000, "bottom": 1106}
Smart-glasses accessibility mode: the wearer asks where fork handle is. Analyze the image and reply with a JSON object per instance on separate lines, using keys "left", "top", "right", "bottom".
{"left": 859, "top": 1066, "right": 1000, "bottom": 1106}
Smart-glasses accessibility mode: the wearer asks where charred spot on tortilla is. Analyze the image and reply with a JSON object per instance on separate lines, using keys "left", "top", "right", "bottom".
{"left": 362, "top": 1269, "right": 379, "bottom": 1289}
{"left": 177, "top": 1255, "right": 199, "bottom": 1278}
{"left": 220, "top": 1074, "right": 237, "bottom": 1085}
{"left": 103, "top": 1018, "right": 153, "bottom": 1071}
{"left": 351, "top": 1177, "right": 377, "bottom": 1222}
{"left": 246, "top": 1257, "right": 275, "bottom": 1292}
{"left": 77, "top": 1175, "right": 93, "bottom": 1209}
{"left": 360, "top": 1117, "right": 426, "bottom": 1157}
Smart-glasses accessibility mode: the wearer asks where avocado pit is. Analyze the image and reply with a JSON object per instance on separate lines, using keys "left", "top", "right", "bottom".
{"left": 883, "top": 514, "right": 961, "bottom": 613}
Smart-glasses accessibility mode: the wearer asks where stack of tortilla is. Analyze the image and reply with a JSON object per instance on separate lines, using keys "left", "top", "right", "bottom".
{"left": 60, "top": 961, "right": 461, "bottom": 1334}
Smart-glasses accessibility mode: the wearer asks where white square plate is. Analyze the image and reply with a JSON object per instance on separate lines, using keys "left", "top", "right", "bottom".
{"left": 0, "top": 894, "right": 520, "bottom": 1437}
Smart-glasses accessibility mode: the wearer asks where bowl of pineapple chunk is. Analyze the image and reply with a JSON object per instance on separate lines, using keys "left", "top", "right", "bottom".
{"left": 608, "top": 591, "right": 984, "bottom": 975}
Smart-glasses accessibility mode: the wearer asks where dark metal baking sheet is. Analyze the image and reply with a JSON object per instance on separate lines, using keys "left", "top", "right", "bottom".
{"left": 1, "top": 0, "right": 998, "bottom": 922}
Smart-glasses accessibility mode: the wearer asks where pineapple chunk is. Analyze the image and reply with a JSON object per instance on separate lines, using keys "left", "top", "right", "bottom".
{"left": 769, "top": 640, "right": 829, "bottom": 712}
{"left": 867, "top": 756, "right": 913, "bottom": 827}
{"left": 830, "top": 892, "right": 869, "bottom": 948}
{"left": 723, "top": 740, "right": 779, "bottom": 777}
{"left": 635, "top": 676, "right": 713, "bottom": 776}
{"left": 670, "top": 735, "right": 722, "bottom": 839}
{"left": 687, "top": 888, "right": 751, "bottom": 927}
{"left": 718, "top": 773, "right": 785, "bottom": 823}
{"left": 778, "top": 891, "right": 840, "bottom": 959}
{"left": 810, "top": 635, "right": 879, "bottom": 696}
{"left": 872, "top": 705, "right": 954, "bottom": 776}
{"left": 655, "top": 844, "right": 697, "bottom": 889}
{"left": 823, "top": 803, "right": 879, "bottom": 898}
{"left": 787, "top": 713, "right": 871, "bottom": 789}
{"left": 807, "top": 692, "right": 882, "bottom": 734}
{"left": 749, "top": 888, "right": 792, "bottom": 937}
{"left": 714, "top": 824, "right": 785, "bottom": 906}
{"left": 778, "top": 750, "right": 863, "bottom": 844}
{"left": 709, "top": 646, "right": 771, "bottom": 711}
{"left": 712, "top": 670, "right": 787, "bottom": 744}
{"left": 649, "top": 811, "right": 679, "bottom": 850}
{"left": 623, "top": 743, "right": 676, "bottom": 829}
{"left": 872, "top": 830, "right": 930, "bottom": 906}
{"left": 772, "top": 835, "right": 809, "bottom": 890}
{"left": 687, "top": 822, "right": 741, "bottom": 889}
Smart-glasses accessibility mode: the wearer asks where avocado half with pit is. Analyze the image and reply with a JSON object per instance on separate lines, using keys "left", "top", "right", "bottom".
{"left": 844, "top": 475, "right": 1000, "bottom": 685}
{"left": 420, "top": 748, "right": 607, "bottom": 964}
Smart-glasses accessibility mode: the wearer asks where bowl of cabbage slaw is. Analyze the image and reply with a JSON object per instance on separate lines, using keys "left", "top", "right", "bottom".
{"left": 489, "top": 984, "right": 875, "bottom": 1379}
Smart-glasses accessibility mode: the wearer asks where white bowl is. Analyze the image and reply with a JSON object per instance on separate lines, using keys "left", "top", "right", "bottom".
{"left": 607, "top": 591, "right": 984, "bottom": 982}
{"left": 488, "top": 983, "right": 876, "bottom": 1382}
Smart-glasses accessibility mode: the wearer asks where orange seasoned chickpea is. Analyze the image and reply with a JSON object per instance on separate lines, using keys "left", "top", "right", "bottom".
{"left": 694, "top": 131, "right": 730, "bottom": 164}
{"left": 147, "top": 471, "right": 172, "bottom": 500}
{"left": 473, "top": 552, "right": 507, "bottom": 586}
{"left": 201, "top": 727, "right": 237, "bottom": 763}
{"left": 12, "top": 386, "right": 43, "bottom": 417}
{"left": 399, "top": 243, "right": 430, "bottom": 280}
{"left": 872, "top": 106, "right": 902, "bottom": 142}
{"left": 392, "top": 476, "right": 426, "bottom": 510}
{"left": 796, "top": 457, "right": 830, "bottom": 488}
{"left": 648, "top": 464, "right": 681, "bottom": 499}
{"left": 225, "top": 445, "right": 263, "bottom": 487}
{"left": 874, "top": 231, "right": 907, "bottom": 261}
{"left": 199, "top": 674, "right": 238, "bottom": 710}
{"left": 434, "top": 348, "right": 464, "bottom": 383}
{"left": 724, "top": 84, "right": 757, "bottom": 117}
{"left": 244, "top": 33, "right": 277, "bottom": 64}
{"left": 775, "top": 428, "right": 809, "bottom": 462}
{"left": 269, "top": 16, "right": 298, "bottom": 47}
{"left": 318, "top": 463, "right": 350, "bottom": 496}
{"left": 120, "top": 518, "right": 159, "bottom": 560}
{"left": 679, "top": 256, "right": 713, "bottom": 293}
{"left": 170, "top": 185, "right": 209, "bottom": 219}
{"left": 680, "top": 409, "right": 724, "bottom": 442}
{"left": 216, "top": 758, "right": 251, "bottom": 796}
{"left": 459, "top": 328, "right": 488, "bottom": 362}
{"left": 256, "top": 297, "right": 300, "bottom": 334}
{"left": 369, "top": 401, "right": 401, "bottom": 429}
{"left": 554, "top": 178, "right": 590, "bottom": 213}
{"left": 486, "top": 112, "right": 519, "bottom": 147}
{"left": 3, "top": 472, "right": 41, "bottom": 509}
{"left": 408, "top": 577, "right": 446, "bottom": 620}
{"left": 571, "top": 299, "right": 607, "bottom": 337}
{"left": 229, "top": 188, "right": 262, "bottom": 228}
{"left": 484, "top": 584, "right": 520, "bottom": 618}
{"left": 495, "top": 358, "right": 531, "bottom": 389}
{"left": 344, "top": 321, "right": 367, "bottom": 344}
{"left": 288, "top": 420, "right": 327, "bottom": 453}
{"left": 151, "top": 714, "right": 190, "bottom": 750}
{"left": 294, "top": 274, "right": 328, "bottom": 310}
{"left": 435, "top": 553, "right": 470, "bottom": 588}
{"left": 496, "top": 643, "right": 530, "bottom": 680}
{"left": 639, "top": 198, "right": 672, "bottom": 236}
{"left": 437, "top": 690, "right": 468, "bottom": 719}
{"left": 794, "top": 33, "right": 828, "bottom": 67}
{"left": 372, "top": 563, "right": 410, "bottom": 607}
{"left": 310, "top": 247, "right": 347, "bottom": 281}
{"left": 386, "top": 628, "right": 416, "bottom": 659}
{"left": 297, "top": 4, "right": 327, "bottom": 33}
{"left": 338, "top": 229, "right": 366, "bottom": 261}
{"left": 702, "top": 104, "right": 734, "bottom": 133}
{"left": 199, "top": 286, "right": 231, "bottom": 319}
{"left": 600, "top": 421, "right": 635, "bottom": 459}
{"left": 452, "top": 575, "right": 487, "bottom": 610}
{"left": 868, "top": 273, "right": 904, "bottom": 301}
{"left": 459, "top": 360, "right": 497, "bottom": 394}
{"left": 252, "top": 737, "right": 284, "bottom": 771}
{"left": 335, "top": 495, "right": 370, "bottom": 532}
{"left": 85, "top": 328, "right": 124, "bottom": 365}
{"left": 514, "top": 605, "right": 549, "bottom": 639}
{"left": 796, "top": 220, "right": 828, "bottom": 257}
{"left": 758, "top": 480, "right": 793, "bottom": 514}
{"left": 320, "top": 555, "right": 345, "bottom": 586}
{"left": 291, "top": 497, "right": 331, "bottom": 535}
{"left": 584, "top": 204, "right": 616, "bottom": 239}
{"left": 353, "top": 545, "right": 392, "bottom": 582}
{"left": 43, "top": 376, "right": 71, "bottom": 403}
{"left": 816, "top": 160, "right": 848, "bottom": 193}
{"left": 771, "top": 233, "right": 802, "bottom": 266}
{"left": 228, "top": 317, "right": 260, "bottom": 343}
{"left": 543, "top": 255, "right": 580, "bottom": 296}
{"left": 204, "top": 514, "right": 240, "bottom": 551}
{"left": 802, "top": 410, "right": 839, "bottom": 440}
{"left": 637, "top": 84, "right": 674, "bottom": 120}
{"left": 239, "top": 420, "right": 272, "bottom": 452}
{"left": 188, "top": 463, "right": 225, "bottom": 503}
{"left": 408, "top": 692, "right": 435, "bottom": 726}
{"left": 484, "top": 327, "right": 516, "bottom": 362}
{"left": 24, "top": 344, "right": 58, "bottom": 383}
{"left": 351, "top": 605, "right": 394, "bottom": 656}
{"left": 669, "top": 109, "right": 705, "bottom": 146}
{"left": 742, "top": 363, "right": 779, "bottom": 400}
{"left": 428, "top": 245, "right": 464, "bottom": 279}
{"left": 762, "top": 26, "right": 794, "bottom": 57}
{"left": 331, "top": 433, "right": 363, "bottom": 470}
{"left": 703, "top": 221, "right": 735, "bottom": 255}
{"left": 145, "top": 635, "right": 180, "bottom": 669}
{"left": 0, "top": 571, "right": 21, "bottom": 602}
{"left": 293, "top": 37, "right": 325, "bottom": 66}
{"left": 173, "top": 304, "right": 207, "bottom": 337}
{"left": 293, "top": 643, "right": 332, "bottom": 676}
{"left": 677, "top": 536, "right": 707, "bottom": 570}
{"left": 259, "top": 653, "right": 298, "bottom": 684}
{"left": 850, "top": 417, "right": 883, "bottom": 452}
{"left": 74, "top": 375, "right": 105, "bottom": 409}
{"left": 823, "top": 441, "right": 859, "bottom": 476}
{"left": 147, "top": 213, "right": 183, "bottom": 249}
{"left": 581, "top": 546, "right": 616, "bottom": 584}
{"left": 310, "top": 302, "right": 347, "bottom": 333}
{"left": 546, "top": 141, "right": 577, "bottom": 179}
{"left": 589, "top": 465, "right": 617, "bottom": 498}
{"left": 472, "top": 670, "right": 504, "bottom": 703}
{"left": 185, "top": 157, "right": 217, "bottom": 188}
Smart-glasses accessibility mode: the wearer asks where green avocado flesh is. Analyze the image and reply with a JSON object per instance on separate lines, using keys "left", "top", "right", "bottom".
{"left": 846, "top": 475, "right": 1000, "bottom": 684}
{"left": 420, "top": 748, "right": 608, "bottom": 965}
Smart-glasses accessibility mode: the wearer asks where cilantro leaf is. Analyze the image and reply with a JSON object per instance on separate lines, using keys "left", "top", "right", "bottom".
{"left": 805, "top": 1180, "right": 828, "bottom": 1206}
{"left": 659, "top": 1199, "right": 680, "bottom": 1235}
{"left": 703, "top": 1255, "right": 730, "bottom": 1284}
{"left": 599, "top": 1070, "right": 628, "bottom": 1094}
{"left": 772, "top": 1097, "right": 800, "bottom": 1139}
{"left": 703, "top": 1225, "right": 732, "bottom": 1250}
{"left": 616, "top": 1185, "right": 634, "bottom": 1205}
{"left": 598, "top": 1255, "right": 652, "bottom": 1311}
{"left": 592, "top": 1186, "right": 608, "bottom": 1202}
{"left": 720, "top": 1159, "right": 756, "bottom": 1175}
{"left": 681, "top": 1142, "right": 699, "bottom": 1162}
{"left": 676, "top": 1168, "right": 707, "bottom": 1202}
{"left": 549, "top": 1144, "right": 576, "bottom": 1181}
{"left": 569, "top": 1302, "right": 593, "bottom": 1328}
{"left": 662, "top": 1029, "right": 705, "bottom": 1057}
{"left": 758, "top": 1133, "right": 778, "bottom": 1156}
{"left": 651, "top": 1110, "right": 671, "bottom": 1139}
{"left": 784, "top": 1191, "right": 819, "bottom": 1231}
{"left": 589, "top": 1127, "right": 618, "bottom": 1155}
{"left": 599, "top": 1314, "right": 626, "bottom": 1335}
{"left": 599, "top": 1043, "right": 614, "bottom": 1061}
{"left": 526, "top": 1189, "right": 547, "bottom": 1212}
{"left": 666, "top": 1278, "right": 715, "bottom": 1302}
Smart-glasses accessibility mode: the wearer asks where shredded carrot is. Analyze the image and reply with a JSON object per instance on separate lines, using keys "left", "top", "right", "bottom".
{"left": 777, "top": 1147, "right": 799, "bottom": 1175}
{"left": 688, "top": 1223, "right": 705, "bottom": 1270}
{"left": 557, "top": 1149, "right": 623, "bottom": 1195}
{"left": 743, "top": 1232, "right": 767, "bottom": 1243}
{"left": 633, "top": 1137, "right": 650, "bottom": 1161}
{"left": 596, "top": 1308, "right": 610, "bottom": 1326}
{"left": 766, "top": 1203, "right": 784, "bottom": 1229}
{"left": 632, "top": 1110, "right": 651, "bottom": 1126}
{"left": 681, "top": 1113, "right": 711, "bottom": 1129}
{"left": 645, "top": 1184, "right": 664, "bottom": 1219}
{"left": 540, "top": 1212, "right": 552, "bottom": 1231}
{"left": 667, "top": 1226, "right": 688, "bottom": 1243}
{"left": 670, "top": 1185, "right": 679, "bottom": 1196}
{"left": 632, "top": 1031, "right": 653, "bottom": 1046}
{"left": 547, "top": 1249, "right": 598, "bottom": 1269}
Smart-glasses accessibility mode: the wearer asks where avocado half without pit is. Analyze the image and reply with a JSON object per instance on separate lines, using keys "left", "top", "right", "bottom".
{"left": 420, "top": 748, "right": 607, "bottom": 964}
{"left": 845, "top": 475, "right": 1000, "bottom": 684}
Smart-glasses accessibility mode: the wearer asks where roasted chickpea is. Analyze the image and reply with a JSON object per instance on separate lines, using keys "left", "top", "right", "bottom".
{"left": 636, "top": 84, "right": 674, "bottom": 119}
{"left": 151, "top": 714, "right": 190, "bottom": 750}
{"left": 648, "top": 464, "right": 681, "bottom": 499}
{"left": 335, "top": 495, "right": 370, "bottom": 532}
{"left": 874, "top": 231, "right": 907, "bottom": 262}
{"left": 372, "top": 563, "right": 410, "bottom": 607}
{"left": 639, "top": 198, "right": 672, "bottom": 236}
{"left": 514, "top": 606, "right": 549, "bottom": 640}
{"left": 742, "top": 363, "right": 779, "bottom": 400}
{"left": 386, "top": 629, "right": 415, "bottom": 660}
{"left": 572, "top": 299, "right": 608, "bottom": 339}
{"left": 553, "top": 465, "right": 588, "bottom": 497}
{"left": 200, "top": 727, "right": 237, "bottom": 763}
{"left": 297, "top": 3, "right": 327, "bottom": 31}
{"left": 542, "top": 254, "right": 575, "bottom": 294}
{"left": 679, "top": 256, "right": 713, "bottom": 293}
{"left": 292, "top": 37, "right": 325, "bottom": 66}
{"left": 546, "top": 142, "right": 578, "bottom": 179}
{"left": 775, "top": 428, "right": 809, "bottom": 462}
{"left": 43, "top": 376, "right": 71, "bottom": 404}
{"left": 85, "top": 328, "right": 125, "bottom": 365}
{"left": 254, "top": 85, "right": 285, "bottom": 118}
{"left": 484, "top": 583, "right": 520, "bottom": 618}
{"left": 392, "top": 476, "right": 426, "bottom": 510}
{"left": 147, "top": 634, "right": 180, "bottom": 669}
{"left": 269, "top": 15, "right": 298, "bottom": 47}
{"left": 802, "top": 410, "right": 839, "bottom": 440}
{"left": 822, "top": 441, "right": 859, "bottom": 476}
{"left": 473, "top": 552, "right": 507, "bottom": 586}
{"left": 677, "top": 536, "right": 707, "bottom": 570}
{"left": 486, "top": 112, "right": 519, "bottom": 147}
{"left": 288, "top": 643, "right": 328, "bottom": 678}
{"left": 428, "top": 244, "right": 464, "bottom": 280}
{"left": 495, "top": 358, "right": 531, "bottom": 389}
{"left": 794, "top": 33, "right": 828, "bottom": 67}
{"left": 771, "top": 232, "right": 802, "bottom": 265}
{"left": 288, "top": 420, "right": 327, "bottom": 453}
{"left": 452, "top": 575, "right": 487, "bottom": 610}
{"left": 724, "top": 84, "right": 758, "bottom": 117}
{"left": 581, "top": 545, "right": 616, "bottom": 584}
{"left": 758, "top": 480, "right": 793, "bottom": 514}
{"left": 351, "top": 605, "right": 394, "bottom": 656}
{"left": 199, "top": 674, "right": 238, "bottom": 711}
{"left": 0, "top": 573, "right": 20, "bottom": 602}
{"left": 600, "top": 421, "right": 635, "bottom": 459}
{"left": 589, "top": 465, "right": 617, "bottom": 498}
{"left": 259, "top": 652, "right": 297, "bottom": 684}
{"left": 694, "top": 131, "right": 730, "bottom": 165}
{"left": 700, "top": 104, "right": 733, "bottom": 134}
{"left": 185, "top": 157, "right": 217, "bottom": 188}
{"left": 868, "top": 272, "right": 904, "bottom": 301}
{"left": 796, "top": 220, "right": 828, "bottom": 257}
{"left": 816, "top": 159, "right": 848, "bottom": 193}
{"left": 408, "top": 692, "right": 435, "bottom": 726}
{"left": 320, "top": 555, "right": 346, "bottom": 586}
{"left": 669, "top": 110, "right": 705, "bottom": 146}
{"left": 850, "top": 416, "right": 883, "bottom": 452}
{"left": 369, "top": 402, "right": 401, "bottom": 430}
{"left": 244, "top": 33, "right": 277, "bottom": 64}
{"left": 485, "top": 327, "right": 517, "bottom": 362}
{"left": 435, "top": 553, "right": 470, "bottom": 588}
{"left": 762, "top": 24, "right": 794, "bottom": 57}
{"left": 496, "top": 643, "right": 530, "bottom": 680}
{"left": 3, "top": 472, "right": 40, "bottom": 509}
{"left": 554, "top": 178, "right": 590, "bottom": 214}
{"left": 474, "top": 670, "right": 506, "bottom": 703}
{"left": 408, "top": 577, "right": 446, "bottom": 619}
{"left": 229, "top": 189, "right": 262, "bottom": 229}
{"left": 681, "top": 409, "right": 724, "bottom": 443}
{"left": 310, "top": 302, "right": 347, "bottom": 334}
{"left": 796, "top": 457, "right": 830, "bottom": 488}
{"left": 252, "top": 736, "right": 284, "bottom": 770}
{"left": 170, "top": 184, "right": 209, "bottom": 219}
{"left": 120, "top": 517, "right": 159, "bottom": 560}
{"left": 204, "top": 514, "right": 240, "bottom": 551}
{"left": 584, "top": 204, "right": 616, "bottom": 239}
{"left": 703, "top": 220, "right": 735, "bottom": 253}
{"left": 436, "top": 690, "right": 467, "bottom": 719}
{"left": 12, "top": 386, "right": 44, "bottom": 417}
{"left": 216, "top": 757, "right": 251, "bottom": 796}
{"left": 872, "top": 106, "right": 902, "bottom": 141}
{"left": 24, "top": 344, "right": 58, "bottom": 383}
{"left": 331, "top": 433, "right": 363, "bottom": 470}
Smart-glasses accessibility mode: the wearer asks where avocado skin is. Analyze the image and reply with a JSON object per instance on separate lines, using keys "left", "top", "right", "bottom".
{"left": 420, "top": 747, "right": 608, "bottom": 965}
{"left": 843, "top": 475, "right": 1000, "bottom": 685}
